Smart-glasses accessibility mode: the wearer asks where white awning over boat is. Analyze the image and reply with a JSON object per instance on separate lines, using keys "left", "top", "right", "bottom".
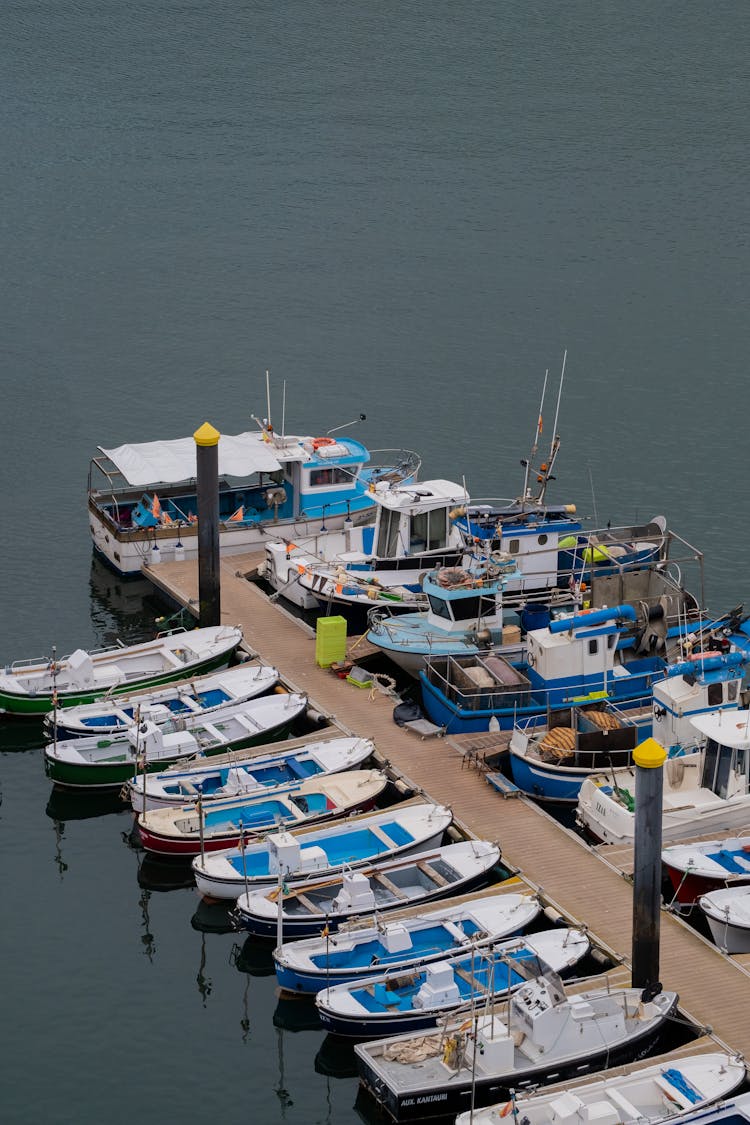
{"left": 99, "top": 432, "right": 311, "bottom": 487}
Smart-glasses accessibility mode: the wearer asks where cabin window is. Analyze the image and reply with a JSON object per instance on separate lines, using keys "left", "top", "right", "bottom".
{"left": 508, "top": 539, "right": 520, "bottom": 554}
{"left": 702, "top": 737, "right": 733, "bottom": 797}
{"left": 728, "top": 680, "right": 738, "bottom": 701}
{"left": 376, "top": 509, "right": 402, "bottom": 557}
{"left": 307, "top": 467, "right": 351, "bottom": 488}
{"left": 410, "top": 509, "right": 449, "bottom": 552}
{"left": 538, "top": 534, "right": 548, "bottom": 546}
{"left": 707, "top": 683, "right": 723, "bottom": 707}
{"left": 451, "top": 595, "right": 492, "bottom": 622}
{"left": 607, "top": 634, "right": 616, "bottom": 650}
{"left": 427, "top": 594, "right": 452, "bottom": 621}
{"left": 588, "top": 639, "right": 598, "bottom": 655}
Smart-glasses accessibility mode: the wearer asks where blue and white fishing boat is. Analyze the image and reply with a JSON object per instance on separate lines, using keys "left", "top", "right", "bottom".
{"left": 263, "top": 479, "right": 468, "bottom": 612}
{"left": 272, "top": 882, "right": 540, "bottom": 993}
{"left": 127, "top": 734, "right": 375, "bottom": 812}
{"left": 508, "top": 651, "right": 746, "bottom": 802}
{"left": 232, "top": 840, "right": 503, "bottom": 940}
{"left": 191, "top": 799, "right": 453, "bottom": 900}
{"left": 88, "top": 411, "right": 421, "bottom": 576}
{"left": 316, "top": 928, "right": 590, "bottom": 1038}
{"left": 367, "top": 557, "right": 522, "bottom": 677}
{"left": 46, "top": 662, "right": 279, "bottom": 739}
{"left": 417, "top": 597, "right": 750, "bottom": 734}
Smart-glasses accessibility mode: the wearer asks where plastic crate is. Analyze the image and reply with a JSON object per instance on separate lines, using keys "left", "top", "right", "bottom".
{"left": 315, "top": 616, "right": 347, "bottom": 668}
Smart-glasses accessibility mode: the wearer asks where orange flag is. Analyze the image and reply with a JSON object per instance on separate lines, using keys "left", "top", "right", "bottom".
{"left": 228, "top": 506, "right": 244, "bottom": 523}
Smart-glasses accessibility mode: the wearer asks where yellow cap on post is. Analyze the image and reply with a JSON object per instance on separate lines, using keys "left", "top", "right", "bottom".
{"left": 633, "top": 738, "right": 667, "bottom": 769}
{"left": 193, "top": 422, "right": 220, "bottom": 447}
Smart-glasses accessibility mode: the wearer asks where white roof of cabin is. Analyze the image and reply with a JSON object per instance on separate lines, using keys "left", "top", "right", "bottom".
{"left": 372, "top": 480, "right": 467, "bottom": 512}
{"left": 99, "top": 431, "right": 312, "bottom": 487}
{"left": 691, "top": 709, "right": 750, "bottom": 747}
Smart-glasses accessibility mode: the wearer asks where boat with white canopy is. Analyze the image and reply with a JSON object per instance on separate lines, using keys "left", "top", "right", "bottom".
{"left": 88, "top": 415, "right": 420, "bottom": 576}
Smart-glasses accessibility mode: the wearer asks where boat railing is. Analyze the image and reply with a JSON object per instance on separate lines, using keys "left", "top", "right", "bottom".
{"left": 365, "top": 449, "right": 422, "bottom": 485}
{"left": 423, "top": 654, "right": 534, "bottom": 713}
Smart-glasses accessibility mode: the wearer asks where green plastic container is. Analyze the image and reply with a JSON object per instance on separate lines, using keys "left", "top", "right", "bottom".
{"left": 315, "top": 616, "right": 347, "bottom": 668}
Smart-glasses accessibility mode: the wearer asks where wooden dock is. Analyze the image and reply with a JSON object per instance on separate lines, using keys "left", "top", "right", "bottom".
{"left": 144, "top": 554, "right": 750, "bottom": 1060}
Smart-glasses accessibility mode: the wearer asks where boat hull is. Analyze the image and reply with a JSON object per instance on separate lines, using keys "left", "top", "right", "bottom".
{"left": 137, "top": 795, "right": 378, "bottom": 857}
{"left": 44, "top": 720, "right": 296, "bottom": 792}
{"left": 508, "top": 750, "right": 590, "bottom": 803}
{"left": 356, "top": 1003, "right": 677, "bottom": 1122}
{"left": 0, "top": 649, "right": 233, "bottom": 718}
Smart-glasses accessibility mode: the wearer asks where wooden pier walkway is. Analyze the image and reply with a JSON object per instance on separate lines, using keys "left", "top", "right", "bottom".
{"left": 144, "top": 553, "right": 750, "bottom": 1060}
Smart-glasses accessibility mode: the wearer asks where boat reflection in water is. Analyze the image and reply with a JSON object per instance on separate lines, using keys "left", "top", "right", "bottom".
{"left": 46, "top": 787, "right": 128, "bottom": 823}
{"left": 232, "top": 935, "right": 276, "bottom": 976}
{"left": 273, "top": 992, "right": 321, "bottom": 1033}
{"left": 136, "top": 853, "right": 195, "bottom": 893}
{"left": 192, "top": 898, "right": 236, "bottom": 936}
{"left": 315, "top": 1034, "right": 360, "bottom": 1081}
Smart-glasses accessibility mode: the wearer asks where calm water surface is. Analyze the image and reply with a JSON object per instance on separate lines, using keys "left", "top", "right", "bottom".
{"left": 2, "top": 3, "right": 750, "bottom": 1123}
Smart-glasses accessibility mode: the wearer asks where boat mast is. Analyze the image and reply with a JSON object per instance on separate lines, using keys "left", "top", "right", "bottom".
{"left": 537, "top": 349, "right": 567, "bottom": 504}
{"left": 522, "top": 371, "right": 548, "bottom": 506}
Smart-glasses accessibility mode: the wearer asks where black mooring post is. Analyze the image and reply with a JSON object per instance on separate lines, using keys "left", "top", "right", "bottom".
{"left": 631, "top": 737, "right": 667, "bottom": 995}
{"left": 194, "top": 422, "right": 221, "bottom": 628}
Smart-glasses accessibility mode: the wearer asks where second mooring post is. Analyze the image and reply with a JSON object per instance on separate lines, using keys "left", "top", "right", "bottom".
{"left": 631, "top": 737, "right": 667, "bottom": 994}
{"left": 194, "top": 422, "right": 221, "bottom": 627}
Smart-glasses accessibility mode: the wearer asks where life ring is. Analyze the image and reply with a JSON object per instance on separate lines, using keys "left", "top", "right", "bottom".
{"left": 311, "top": 437, "right": 335, "bottom": 450}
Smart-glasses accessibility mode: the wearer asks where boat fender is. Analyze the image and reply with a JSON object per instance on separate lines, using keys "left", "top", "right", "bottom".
{"left": 543, "top": 905, "right": 564, "bottom": 925}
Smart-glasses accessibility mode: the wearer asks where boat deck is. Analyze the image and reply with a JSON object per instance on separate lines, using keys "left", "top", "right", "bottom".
{"left": 144, "top": 554, "right": 750, "bottom": 1060}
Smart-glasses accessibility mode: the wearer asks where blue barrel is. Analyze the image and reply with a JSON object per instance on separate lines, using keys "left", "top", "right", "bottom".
{"left": 521, "top": 605, "right": 551, "bottom": 633}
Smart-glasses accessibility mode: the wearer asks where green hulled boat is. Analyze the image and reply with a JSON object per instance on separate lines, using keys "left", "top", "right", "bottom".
{"left": 0, "top": 625, "right": 243, "bottom": 717}
{"left": 44, "top": 691, "right": 308, "bottom": 790}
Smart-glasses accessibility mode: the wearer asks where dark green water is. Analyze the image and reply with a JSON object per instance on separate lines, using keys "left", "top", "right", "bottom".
{"left": 2, "top": 2, "right": 750, "bottom": 1122}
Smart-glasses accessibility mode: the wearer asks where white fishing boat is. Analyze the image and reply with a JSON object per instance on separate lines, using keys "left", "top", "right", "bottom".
{"left": 44, "top": 692, "right": 307, "bottom": 791}
{"left": 88, "top": 413, "right": 420, "bottom": 576}
{"left": 233, "top": 840, "right": 503, "bottom": 941}
{"left": 136, "top": 768, "right": 388, "bottom": 856}
{"left": 191, "top": 800, "right": 453, "bottom": 900}
{"left": 316, "top": 928, "right": 590, "bottom": 1038}
{"left": 699, "top": 885, "right": 750, "bottom": 952}
{"left": 0, "top": 625, "right": 243, "bottom": 717}
{"left": 264, "top": 479, "right": 468, "bottom": 611}
{"left": 272, "top": 881, "right": 539, "bottom": 993}
{"left": 577, "top": 710, "right": 750, "bottom": 847}
{"left": 127, "top": 734, "right": 374, "bottom": 812}
{"left": 355, "top": 975, "right": 678, "bottom": 1122}
{"left": 454, "top": 1051, "right": 746, "bottom": 1125}
{"left": 47, "top": 662, "right": 279, "bottom": 739}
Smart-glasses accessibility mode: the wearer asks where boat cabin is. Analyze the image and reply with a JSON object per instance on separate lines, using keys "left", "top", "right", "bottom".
{"left": 690, "top": 711, "right": 750, "bottom": 801}
{"left": 651, "top": 654, "right": 746, "bottom": 751}
{"left": 421, "top": 560, "right": 519, "bottom": 637}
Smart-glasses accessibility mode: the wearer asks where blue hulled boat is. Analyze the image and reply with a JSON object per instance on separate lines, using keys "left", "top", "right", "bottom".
{"left": 315, "top": 927, "right": 590, "bottom": 1038}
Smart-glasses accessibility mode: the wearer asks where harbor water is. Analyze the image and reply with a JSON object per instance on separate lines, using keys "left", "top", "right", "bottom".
{"left": 2, "top": 2, "right": 750, "bottom": 1123}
